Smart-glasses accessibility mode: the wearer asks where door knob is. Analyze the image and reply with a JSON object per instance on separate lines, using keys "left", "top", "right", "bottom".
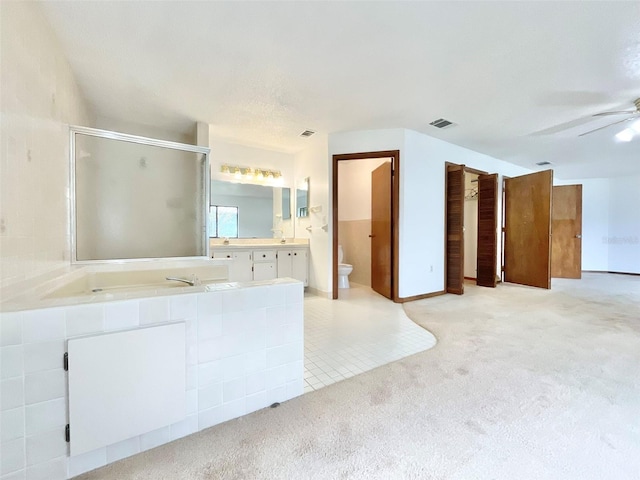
{"left": 575, "top": 234, "right": 582, "bottom": 239}
{"left": 369, "top": 235, "right": 374, "bottom": 238}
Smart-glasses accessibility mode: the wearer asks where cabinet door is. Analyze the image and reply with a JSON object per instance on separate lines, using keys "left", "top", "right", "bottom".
{"left": 277, "top": 250, "right": 293, "bottom": 278}
{"left": 253, "top": 262, "right": 277, "bottom": 281}
{"left": 291, "top": 250, "right": 308, "bottom": 286}
{"left": 231, "top": 251, "right": 253, "bottom": 282}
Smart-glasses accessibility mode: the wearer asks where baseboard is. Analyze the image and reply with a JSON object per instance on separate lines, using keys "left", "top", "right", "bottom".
{"left": 582, "top": 270, "right": 640, "bottom": 277}
{"left": 306, "top": 286, "right": 332, "bottom": 298}
{"left": 464, "top": 276, "right": 476, "bottom": 281}
{"left": 396, "top": 290, "right": 446, "bottom": 303}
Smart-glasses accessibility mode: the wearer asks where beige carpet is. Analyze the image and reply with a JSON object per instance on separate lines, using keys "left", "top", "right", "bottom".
{"left": 77, "top": 273, "right": 640, "bottom": 479}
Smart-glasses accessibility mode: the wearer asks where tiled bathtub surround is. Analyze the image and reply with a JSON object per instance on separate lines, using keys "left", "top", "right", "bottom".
{"left": 0, "top": 279, "right": 304, "bottom": 479}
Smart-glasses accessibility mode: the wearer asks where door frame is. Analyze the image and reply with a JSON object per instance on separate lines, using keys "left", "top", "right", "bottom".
{"left": 332, "top": 150, "right": 400, "bottom": 301}
{"left": 443, "top": 162, "right": 489, "bottom": 292}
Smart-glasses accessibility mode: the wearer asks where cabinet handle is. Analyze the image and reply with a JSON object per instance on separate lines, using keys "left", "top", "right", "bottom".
{"left": 288, "top": 253, "right": 291, "bottom": 256}
{"left": 226, "top": 255, "right": 231, "bottom": 258}
{"left": 262, "top": 254, "right": 266, "bottom": 258}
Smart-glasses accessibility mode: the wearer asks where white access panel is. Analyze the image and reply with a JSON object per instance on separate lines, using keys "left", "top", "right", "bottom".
{"left": 68, "top": 323, "right": 186, "bottom": 456}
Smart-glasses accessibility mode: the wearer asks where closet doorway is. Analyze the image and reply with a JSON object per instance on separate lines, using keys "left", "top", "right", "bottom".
{"left": 445, "top": 163, "right": 498, "bottom": 294}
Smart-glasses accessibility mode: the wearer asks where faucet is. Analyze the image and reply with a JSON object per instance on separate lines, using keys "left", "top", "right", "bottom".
{"left": 166, "top": 274, "right": 201, "bottom": 287}
{"left": 280, "top": 236, "right": 286, "bottom": 244}
{"left": 223, "top": 237, "right": 229, "bottom": 245}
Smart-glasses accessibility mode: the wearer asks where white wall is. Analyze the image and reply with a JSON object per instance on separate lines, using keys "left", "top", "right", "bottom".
{"left": 607, "top": 175, "right": 640, "bottom": 274}
{"left": 294, "top": 135, "right": 330, "bottom": 293}
{"left": 337, "top": 158, "right": 389, "bottom": 221}
{"left": 0, "top": 1, "right": 94, "bottom": 289}
{"left": 94, "top": 116, "right": 195, "bottom": 144}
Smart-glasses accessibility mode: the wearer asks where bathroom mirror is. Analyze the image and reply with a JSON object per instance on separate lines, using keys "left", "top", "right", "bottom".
{"left": 210, "top": 180, "right": 293, "bottom": 238}
{"left": 296, "top": 177, "right": 310, "bottom": 218}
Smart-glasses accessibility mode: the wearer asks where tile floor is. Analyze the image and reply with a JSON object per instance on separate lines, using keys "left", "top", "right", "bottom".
{"left": 303, "top": 283, "right": 437, "bottom": 393}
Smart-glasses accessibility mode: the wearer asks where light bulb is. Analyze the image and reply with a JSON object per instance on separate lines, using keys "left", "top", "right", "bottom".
{"left": 615, "top": 128, "right": 634, "bottom": 142}
{"left": 234, "top": 167, "right": 242, "bottom": 179}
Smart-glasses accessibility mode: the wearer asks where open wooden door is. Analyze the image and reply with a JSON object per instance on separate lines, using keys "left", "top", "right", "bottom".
{"left": 476, "top": 173, "right": 498, "bottom": 287}
{"left": 504, "top": 170, "right": 553, "bottom": 289}
{"left": 551, "top": 184, "right": 582, "bottom": 279}
{"left": 446, "top": 164, "right": 465, "bottom": 294}
{"left": 371, "top": 162, "right": 392, "bottom": 299}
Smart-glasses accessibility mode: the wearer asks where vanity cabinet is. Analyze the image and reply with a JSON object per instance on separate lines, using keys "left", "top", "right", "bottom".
{"left": 211, "top": 246, "right": 308, "bottom": 286}
{"left": 277, "top": 250, "right": 309, "bottom": 286}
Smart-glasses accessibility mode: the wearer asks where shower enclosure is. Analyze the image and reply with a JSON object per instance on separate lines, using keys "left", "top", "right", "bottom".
{"left": 71, "top": 126, "right": 210, "bottom": 262}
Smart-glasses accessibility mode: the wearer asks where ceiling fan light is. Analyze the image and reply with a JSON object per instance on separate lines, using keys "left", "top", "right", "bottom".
{"left": 615, "top": 128, "right": 634, "bottom": 142}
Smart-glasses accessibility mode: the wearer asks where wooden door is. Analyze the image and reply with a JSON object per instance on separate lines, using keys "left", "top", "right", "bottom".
{"left": 504, "top": 170, "right": 553, "bottom": 289}
{"left": 476, "top": 173, "right": 498, "bottom": 287}
{"left": 371, "top": 162, "right": 392, "bottom": 299}
{"left": 446, "top": 164, "right": 465, "bottom": 294}
{"left": 551, "top": 185, "right": 582, "bottom": 279}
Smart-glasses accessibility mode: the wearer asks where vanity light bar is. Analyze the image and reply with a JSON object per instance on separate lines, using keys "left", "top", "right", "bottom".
{"left": 220, "top": 164, "right": 282, "bottom": 181}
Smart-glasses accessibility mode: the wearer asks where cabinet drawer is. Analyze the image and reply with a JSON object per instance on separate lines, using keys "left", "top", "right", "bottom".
{"left": 253, "top": 250, "right": 276, "bottom": 262}
{"left": 212, "top": 250, "right": 234, "bottom": 259}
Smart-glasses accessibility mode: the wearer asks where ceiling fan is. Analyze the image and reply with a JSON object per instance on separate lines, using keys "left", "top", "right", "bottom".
{"left": 579, "top": 98, "right": 640, "bottom": 137}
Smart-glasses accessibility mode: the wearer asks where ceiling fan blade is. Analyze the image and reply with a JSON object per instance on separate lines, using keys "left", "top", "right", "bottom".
{"left": 578, "top": 117, "right": 637, "bottom": 137}
{"left": 593, "top": 110, "right": 637, "bottom": 117}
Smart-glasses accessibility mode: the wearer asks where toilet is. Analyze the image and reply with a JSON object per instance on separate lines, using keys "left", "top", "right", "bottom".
{"left": 337, "top": 245, "right": 353, "bottom": 288}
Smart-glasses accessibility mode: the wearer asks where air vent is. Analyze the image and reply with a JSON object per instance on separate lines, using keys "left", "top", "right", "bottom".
{"left": 300, "top": 130, "right": 315, "bottom": 137}
{"left": 535, "top": 161, "right": 553, "bottom": 166}
{"left": 429, "top": 118, "right": 456, "bottom": 129}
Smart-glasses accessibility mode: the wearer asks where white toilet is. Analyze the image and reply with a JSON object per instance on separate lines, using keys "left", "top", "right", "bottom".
{"left": 337, "top": 245, "right": 353, "bottom": 289}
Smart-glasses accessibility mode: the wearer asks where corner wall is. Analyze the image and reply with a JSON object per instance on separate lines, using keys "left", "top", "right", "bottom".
{"left": 0, "top": 1, "right": 94, "bottom": 290}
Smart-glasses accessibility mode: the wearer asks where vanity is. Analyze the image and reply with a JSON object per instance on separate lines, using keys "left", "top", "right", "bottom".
{"left": 210, "top": 241, "right": 309, "bottom": 286}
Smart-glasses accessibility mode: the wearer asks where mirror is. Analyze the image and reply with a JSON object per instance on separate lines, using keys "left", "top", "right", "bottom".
{"left": 296, "top": 177, "right": 310, "bottom": 218}
{"left": 210, "top": 180, "right": 293, "bottom": 238}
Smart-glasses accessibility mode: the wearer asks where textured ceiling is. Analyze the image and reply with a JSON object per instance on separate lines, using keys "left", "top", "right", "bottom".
{"left": 39, "top": 1, "right": 640, "bottom": 179}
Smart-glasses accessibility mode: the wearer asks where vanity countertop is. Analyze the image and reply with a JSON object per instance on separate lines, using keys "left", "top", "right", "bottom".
{"left": 209, "top": 239, "right": 309, "bottom": 249}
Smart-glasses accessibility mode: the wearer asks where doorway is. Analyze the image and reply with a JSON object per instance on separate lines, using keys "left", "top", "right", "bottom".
{"left": 332, "top": 151, "right": 400, "bottom": 301}
{"left": 445, "top": 163, "right": 498, "bottom": 294}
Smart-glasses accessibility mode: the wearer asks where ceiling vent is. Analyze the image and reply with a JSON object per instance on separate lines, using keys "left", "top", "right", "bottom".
{"left": 300, "top": 130, "right": 315, "bottom": 137}
{"left": 535, "top": 161, "right": 553, "bottom": 166}
{"left": 429, "top": 118, "right": 456, "bottom": 129}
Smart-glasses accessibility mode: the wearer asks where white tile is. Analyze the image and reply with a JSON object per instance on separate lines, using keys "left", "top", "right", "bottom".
{"left": 66, "top": 448, "right": 106, "bottom": 478}
{"left": 265, "top": 365, "right": 287, "bottom": 390}
{"left": 186, "top": 389, "right": 198, "bottom": 415}
{"left": 245, "top": 371, "right": 265, "bottom": 396}
{"left": 169, "top": 414, "right": 197, "bottom": 441}
{"left": 25, "top": 398, "right": 66, "bottom": 436}
{"left": 221, "top": 289, "right": 244, "bottom": 314}
{"left": 139, "top": 426, "right": 170, "bottom": 452}
{"left": 106, "top": 436, "right": 140, "bottom": 464}
{"left": 243, "top": 286, "right": 269, "bottom": 309}
{"left": 24, "top": 370, "right": 65, "bottom": 405}
{"left": 22, "top": 309, "right": 65, "bottom": 344}
{"left": 139, "top": 297, "right": 169, "bottom": 325}
{"left": 65, "top": 304, "right": 104, "bottom": 338}
{"left": 104, "top": 301, "right": 139, "bottom": 331}
{"left": 198, "top": 314, "right": 222, "bottom": 340}
{"left": 266, "top": 346, "right": 288, "bottom": 369}
{"left": 285, "top": 283, "right": 303, "bottom": 305}
{"left": 23, "top": 341, "right": 64, "bottom": 375}
{"left": 197, "top": 338, "right": 222, "bottom": 364}
{"left": 198, "top": 406, "right": 224, "bottom": 430}
{"left": 266, "top": 325, "right": 286, "bottom": 348}
{"left": 244, "top": 350, "right": 266, "bottom": 374}
{"left": 285, "top": 302, "right": 303, "bottom": 325}
{"left": 186, "top": 365, "right": 198, "bottom": 390}
{"left": 25, "top": 429, "right": 67, "bottom": 466}
{"left": 25, "top": 456, "right": 66, "bottom": 480}
{"left": 219, "top": 334, "right": 245, "bottom": 359}
{"left": 286, "top": 360, "right": 304, "bottom": 383}
{"left": 1, "top": 346, "right": 23, "bottom": 379}
{"left": 221, "top": 398, "right": 245, "bottom": 422}
{"left": 265, "top": 284, "right": 286, "bottom": 308}
{"left": 0, "top": 312, "right": 23, "bottom": 347}
{"left": 221, "top": 354, "right": 246, "bottom": 381}
{"left": 221, "top": 311, "right": 246, "bottom": 337}
{"left": 169, "top": 294, "right": 197, "bottom": 320}
{"left": 197, "top": 292, "right": 222, "bottom": 316}
{"left": 1, "top": 438, "right": 25, "bottom": 476}
{"left": 198, "top": 383, "right": 222, "bottom": 411}
{"left": 1, "top": 407, "right": 25, "bottom": 442}
{"left": 266, "top": 385, "right": 287, "bottom": 406}
{"left": 286, "top": 378, "right": 304, "bottom": 399}
{"left": 223, "top": 377, "right": 245, "bottom": 403}
{"left": 245, "top": 391, "right": 268, "bottom": 414}
{"left": 198, "top": 360, "right": 223, "bottom": 388}
{"left": 265, "top": 306, "right": 286, "bottom": 327}
{"left": 1, "top": 378, "right": 24, "bottom": 411}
